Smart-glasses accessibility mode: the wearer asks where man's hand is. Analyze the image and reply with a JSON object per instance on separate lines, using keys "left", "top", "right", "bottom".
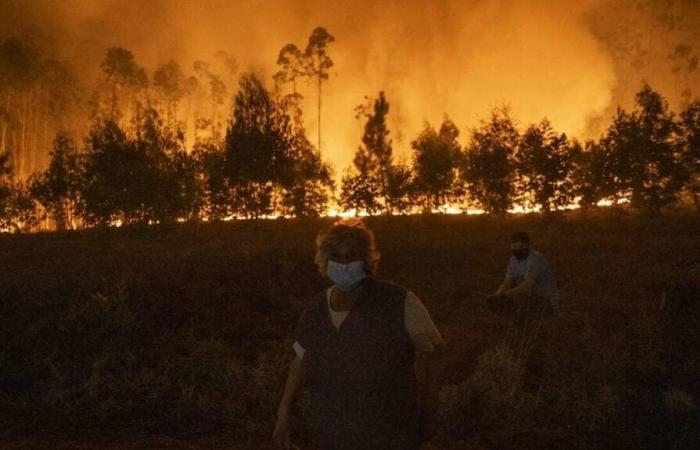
{"left": 272, "top": 408, "right": 291, "bottom": 450}
{"left": 486, "top": 293, "right": 514, "bottom": 313}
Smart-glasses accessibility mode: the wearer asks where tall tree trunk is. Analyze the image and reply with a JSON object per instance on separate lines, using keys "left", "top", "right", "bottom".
{"left": 185, "top": 94, "right": 193, "bottom": 149}
{"left": 19, "top": 91, "right": 29, "bottom": 179}
{"left": 192, "top": 95, "right": 199, "bottom": 145}
{"left": 317, "top": 76, "right": 322, "bottom": 154}
{"left": 111, "top": 85, "right": 118, "bottom": 120}
{"left": 211, "top": 98, "right": 216, "bottom": 140}
{"left": 0, "top": 91, "right": 11, "bottom": 154}
{"left": 30, "top": 90, "right": 39, "bottom": 176}
{"left": 41, "top": 90, "right": 49, "bottom": 170}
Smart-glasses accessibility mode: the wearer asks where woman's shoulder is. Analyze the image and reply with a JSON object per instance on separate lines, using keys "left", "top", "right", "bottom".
{"left": 366, "top": 277, "right": 408, "bottom": 299}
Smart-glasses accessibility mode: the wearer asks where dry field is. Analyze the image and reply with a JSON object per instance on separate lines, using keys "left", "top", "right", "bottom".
{"left": 0, "top": 211, "right": 698, "bottom": 449}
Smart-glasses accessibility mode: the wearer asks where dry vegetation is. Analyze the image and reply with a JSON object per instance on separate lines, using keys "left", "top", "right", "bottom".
{"left": 0, "top": 210, "right": 698, "bottom": 449}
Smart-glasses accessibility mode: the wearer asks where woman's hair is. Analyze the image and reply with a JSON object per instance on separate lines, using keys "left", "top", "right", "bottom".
{"left": 315, "top": 219, "right": 380, "bottom": 276}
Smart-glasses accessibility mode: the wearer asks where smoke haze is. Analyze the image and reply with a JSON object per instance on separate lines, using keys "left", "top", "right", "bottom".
{"left": 1, "top": 0, "right": 698, "bottom": 172}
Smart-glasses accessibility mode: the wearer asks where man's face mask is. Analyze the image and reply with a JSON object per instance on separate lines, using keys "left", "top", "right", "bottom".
{"left": 326, "top": 260, "right": 366, "bottom": 290}
{"left": 512, "top": 248, "right": 530, "bottom": 261}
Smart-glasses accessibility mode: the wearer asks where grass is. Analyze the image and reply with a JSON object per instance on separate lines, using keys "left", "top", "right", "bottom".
{"left": 0, "top": 210, "right": 698, "bottom": 448}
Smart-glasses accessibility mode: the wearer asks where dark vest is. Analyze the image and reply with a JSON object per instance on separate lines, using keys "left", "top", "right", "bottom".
{"left": 294, "top": 277, "right": 419, "bottom": 450}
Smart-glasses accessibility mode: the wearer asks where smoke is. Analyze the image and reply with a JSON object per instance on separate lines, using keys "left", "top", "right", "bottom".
{"left": 587, "top": 0, "right": 700, "bottom": 120}
{"left": 1, "top": 0, "right": 697, "bottom": 172}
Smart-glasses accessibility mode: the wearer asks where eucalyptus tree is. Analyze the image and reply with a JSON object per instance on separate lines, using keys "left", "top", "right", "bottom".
{"left": 303, "top": 27, "right": 334, "bottom": 153}
{"left": 0, "top": 38, "right": 42, "bottom": 178}
{"left": 273, "top": 43, "right": 306, "bottom": 126}
{"left": 98, "top": 47, "right": 148, "bottom": 123}
{"left": 153, "top": 60, "right": 186, "bottom": 129}
{"left": 191, "top": 60, "right": 228, "bottom": 143}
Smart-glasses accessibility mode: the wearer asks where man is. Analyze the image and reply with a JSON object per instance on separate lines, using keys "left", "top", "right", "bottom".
{"left": 273, "top": 219, "right": 443, "bottom": 450}
{"left": 489, "top": 232, "right": 559, "bottom": 314}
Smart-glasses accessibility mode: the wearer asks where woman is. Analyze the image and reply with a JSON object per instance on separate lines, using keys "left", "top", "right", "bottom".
{"left": 273, "top": 219, "right": 443, "bottom": 450}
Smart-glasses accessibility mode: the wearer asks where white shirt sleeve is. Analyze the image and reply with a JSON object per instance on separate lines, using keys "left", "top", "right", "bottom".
{"left": 405, "top": 291, "right": 443, "bottom": 353}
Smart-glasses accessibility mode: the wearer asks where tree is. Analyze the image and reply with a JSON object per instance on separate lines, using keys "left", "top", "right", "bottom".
{"left": 515, "top": 119, "right": 576, "bottom": 213}
{"left": 192, "top": 141, "right": 235, "bottom": 221}
{"left": 679, "top": 100, "right": 700, "bottom": 212}
{"left": 278, "top": 132, "right": 333, "bottom": 218}
{"left": 462, "top": 107, "right": 519, "bottom": 214}
{"left": 571, "top": 139, "right": 615, "bottom": 209}
{"left": 304, "top": 27, "right": 334, "bottom": 153}
{"left": 411, "top": 118, "right": 462, "bottom": 211}
{"left": 0, "top": 152, "right": 38, "bottom": 231}
{"left": 340, "top": 92, "right": 393, "bottom": 214}
{"left": 273, "top": 44, "right": 334, "bottom": 217}
{"left": 79, "top": 119, "right": 145, "bottom": 225}
{"left": 98, "top": 47, "right": 148, "bottom": 122}
{"left": 226, "top": 75, "right": 292, "bottom": 181}
{"left": 0, "top": 152, "right": 14, "bottom": 215}
{"left": 79, "top": 108, "right": 195, "bottom": 225}
{"left": 225, "top": 72, "right": 332, "bottom": 218}
{"left": 153, "top": 60, "right": 186, "bottom": 128}
{"left": 224, "top": 74, "right": 295, "bottom": 218}
{"left": 273, "top": 44, "right": 306, "bottom": 126}
{"left": 0, "top": 40, "right": 83, "bottom": 178}
{"left": 42, "top": 59, "right": 83, "bottom": 151}
{"left": 602, "top": 84, "right": 685, "bottom": 212}
{"left": 0, "top": 38, "right": 42, "bottom": 178}
{"left": 134, "top": 108, "right": 200, "bottom": 223}
{"left": 30, "top": 133, "right": 83, "bottom": 229}
{"left": 339, "top": 168, "right": 382, "bottom": 215}
{"left": 2, "top": 181, "right": 39, "bottom": 232}
{"left": 385, "top": 162, "right": 414, "bottom": 214}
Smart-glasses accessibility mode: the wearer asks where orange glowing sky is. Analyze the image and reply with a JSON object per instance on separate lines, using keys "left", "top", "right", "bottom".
{"left": 1, "top": 0, "right": 698, "bottom": 173}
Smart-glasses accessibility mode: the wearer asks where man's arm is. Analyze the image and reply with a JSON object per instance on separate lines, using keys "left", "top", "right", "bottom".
{"left": 495, "top": 277, "right": 513, "bottom": 295}
{"left": 504, "top": 274, "right": 536, "bottom": 297}
{"left": 273, "top": 355, "right": 305, "bottom": 449}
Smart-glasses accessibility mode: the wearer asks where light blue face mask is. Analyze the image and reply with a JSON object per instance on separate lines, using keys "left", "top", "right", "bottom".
{"left": 326, "top": 260, "right": 366, "bottom": 290}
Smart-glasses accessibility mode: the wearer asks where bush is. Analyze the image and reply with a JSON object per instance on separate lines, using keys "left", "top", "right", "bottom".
{"left": 0, "top": 281, "right": 255, "bottom": 435}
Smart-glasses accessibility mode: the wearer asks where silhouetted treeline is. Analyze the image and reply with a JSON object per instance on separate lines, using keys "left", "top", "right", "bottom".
{"left": 339, "top": 85, "right": 699, "bottom": 217}
{"left": 0, "top": 31, "right": 699, "bottom": 231}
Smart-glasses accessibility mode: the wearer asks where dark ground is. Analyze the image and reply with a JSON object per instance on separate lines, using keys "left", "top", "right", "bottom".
{"left": 0, "top": 210, "right": 698, "bottom": 449}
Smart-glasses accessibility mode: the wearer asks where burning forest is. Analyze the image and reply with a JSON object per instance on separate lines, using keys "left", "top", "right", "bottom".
{"left": 0, "top": 2, "right": 699, "bottom": 449}
{"left": 0, "top": 0, "right": 697, "bottom": 230}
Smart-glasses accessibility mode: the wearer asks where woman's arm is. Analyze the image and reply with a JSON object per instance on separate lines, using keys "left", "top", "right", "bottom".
{"left": 273, "top": 355, "right": 305, "bottom": 449}
{"left": 415, "top": 342, "right": 443, "bottom": 441}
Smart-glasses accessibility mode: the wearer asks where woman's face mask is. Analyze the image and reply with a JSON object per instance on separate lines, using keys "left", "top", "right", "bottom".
{"left": 327, "top": 260, "right": 366, "bottom": 290}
